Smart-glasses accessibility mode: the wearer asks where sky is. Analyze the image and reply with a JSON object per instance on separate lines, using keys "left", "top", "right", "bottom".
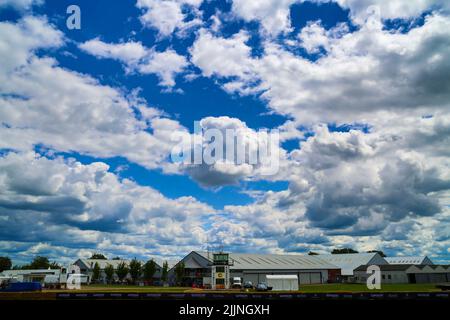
{"left": 0, "top": 0, "right": 449, "bottom": 265}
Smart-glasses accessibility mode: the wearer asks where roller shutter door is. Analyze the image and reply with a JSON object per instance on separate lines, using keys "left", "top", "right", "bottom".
{"left": 243, "top": 274, "right": 259, "bottom": 284}
{"left": 299, "top": 273, "right": 311, "bottom": 284}
{"left": 310, "top": 273, "right": 322, "bottom": 284}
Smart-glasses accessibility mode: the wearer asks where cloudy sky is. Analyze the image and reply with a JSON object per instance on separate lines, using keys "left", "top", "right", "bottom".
{"left": 0, "top": 0, "right": 449, "bottom": 265}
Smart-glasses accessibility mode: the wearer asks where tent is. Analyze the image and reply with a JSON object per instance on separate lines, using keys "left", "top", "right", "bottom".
{"left": 266, "top": 275, "right": 299, "bottom": 291}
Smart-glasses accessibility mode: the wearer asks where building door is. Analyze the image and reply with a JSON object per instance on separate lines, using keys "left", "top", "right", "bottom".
{"left": 408, "top": 274, "right": 416, "bottom": 284}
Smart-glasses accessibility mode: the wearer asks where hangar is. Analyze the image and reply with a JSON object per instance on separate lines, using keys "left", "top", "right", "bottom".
{"left": 385, "top": 256, "right": 434, "bottom": 265}
{"left": 354, "top": 264, "right": 450, "bottom": 284}
{"left": 171, "top": 251, "right": 340, "bottom": 287}
{"left": 317, "top": 253, "right": 388, "bottom": 280}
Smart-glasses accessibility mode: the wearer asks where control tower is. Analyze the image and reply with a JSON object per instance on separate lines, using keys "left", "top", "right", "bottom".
{"left": 211, "top": 252, "right": 233, "bottom": 290}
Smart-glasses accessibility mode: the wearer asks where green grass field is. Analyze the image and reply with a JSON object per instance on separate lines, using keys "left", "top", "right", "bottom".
{"left": 298, "top": 283, "right": 440, "bottom": 292}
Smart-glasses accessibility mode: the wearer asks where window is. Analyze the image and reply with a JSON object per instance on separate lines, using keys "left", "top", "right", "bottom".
{"left": 216, "top": 266, "right": 225, "bottom": 273}
{"left": 216, "top": 278, "right": 225, "bottom": 285}
{"left": 382, "top": 275, "right": 385, "bottom": 280}
{"left": 388, "top": 275, "right": 392, "bottom": 280}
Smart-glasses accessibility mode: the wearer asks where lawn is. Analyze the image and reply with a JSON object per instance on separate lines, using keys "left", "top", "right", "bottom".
{"left": 298, "top": 283, "right": 440, "bottom": 293}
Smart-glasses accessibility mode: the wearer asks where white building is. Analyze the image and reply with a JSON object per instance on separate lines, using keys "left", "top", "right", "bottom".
{"left": 0, "top": 269, "right": 62, "bottom": 284}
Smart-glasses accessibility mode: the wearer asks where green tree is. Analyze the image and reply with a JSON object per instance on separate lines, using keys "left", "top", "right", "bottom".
{"left": 116, "top": 262, "right": 129, "bottom": 283}
{"left": 112, "top": 257, "right": 122, "bottom": 260}
{"left": 90, "top": 253, "right": 108, "bottom": 260}
{"left": 23, "top": 256, "right": 50, "bottom": 269}
{"left": 129, "top": 258, "right": 142, "bottom": 284}
{"left": 161, "top": 261, "right": 169, "bottom": 283}
{"left": 0, "top": 257, "right": 12, "bottom": 272}
{"left": 92, "top": 262, "right": 101, "bottom": 283}
{"left": 143, "top": 259, "right": 157, "bottom": 284}
{"left": 367, "top": 250, "right": 386, "bottom": 257}
{"left": 331, "top": 248, "right": 359, "bottom": 254}
{"left": 174, "top": 261, "right": 185, "bottom": 286}
{"left": 308, "top": 251, "right": 319, "bottom": 256}
{"left": 104, "top": 264, "right": 115, "bottom": 284}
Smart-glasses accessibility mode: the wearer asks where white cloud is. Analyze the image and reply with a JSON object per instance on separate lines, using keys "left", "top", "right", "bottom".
{"left": 79, "top": 39, "right": 148, "bottom": 64}
{"left": 137, "top": 0, "right": 203, "bottom": 37}
{"left": 334, "top": 0, "right": 450, "bottom": 24}
{"left": 180, "top": 116, "right": 286, "bottom": 187}
{"left": 190, "top": 29, "right": 255, "bottom": 79}
{"left": 79, "top": 38, "right": 188, "bottom": 88}
{"left": 0, "top": 17, "right": 189, "bottom": 171}
{"left": 218, "top": 121, "right": 450, "bottom": 256}
{"left": 0, "top": 0, "right": 43, "bottom": 10}
{"left": 297, "top": 21, "right": 348, "bottom": 54}
{"left": 229, "top": 0, "right": 450, "bottom": 35}
{"left": 231, "top": 0, "right": 297, "bottom": 36}
{"left": 191, "top": 14, "right": 450, "bottom": 125}
{"left": 0, "top": 151, "right": 214, "bottom": 261}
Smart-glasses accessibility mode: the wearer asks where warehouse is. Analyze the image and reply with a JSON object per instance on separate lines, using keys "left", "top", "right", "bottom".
{"left": 354, "top": 264, "right": 450, "bottom": 284}
{"left": 171, "top": 251, "right": 340, "bottom": 287}
{"left": 318, "top": 253, "right": 388, "bottom": 280}
{"left": 73, "top": 258, "right": 177, "bottom": 284}
{"left": 385, "top": 256, "right": 434, "bottom": 265}
{"left": 73, "top": 258, "right": 132, "bottom": 283}
{"left": 0, "top": 269, "right": 62, "bottom": 284}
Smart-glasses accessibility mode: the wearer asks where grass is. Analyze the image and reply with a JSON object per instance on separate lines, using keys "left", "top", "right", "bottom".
{"left": 298, "top": 283, "right": 440, "bottom": 293}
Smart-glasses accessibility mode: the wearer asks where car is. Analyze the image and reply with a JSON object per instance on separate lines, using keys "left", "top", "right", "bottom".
{"left": 232, "top": 277, "right": 242, "bottom": 289}
{"left": 255, "top": 283, "right": 272, "bottom": 292}
{"left": 243, "top": 281, "right": 254, "bottom": 289}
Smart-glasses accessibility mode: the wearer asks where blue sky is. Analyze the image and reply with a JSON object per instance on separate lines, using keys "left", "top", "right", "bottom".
{"left": 0, "top": 0, "right": 449, "bottom": 265}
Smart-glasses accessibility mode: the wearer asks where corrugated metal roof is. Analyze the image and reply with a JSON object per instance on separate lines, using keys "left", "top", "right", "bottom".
{"left": 194, "top": 252, "right": 339, "bottom": 270}
{"left": 78, "top": 258, "right": 177, "bottom": 270}
{"left": 385, "top": 256, "right": 432, "bottom": 265}
{"left": 0, "top": 269, "right": 61, "bottom": 276}
{"left": 318, "top": 253, "right": 385, "bottom": 276}
{"left": 79, "top": 259, "right": 129, "bottom": 270}
{"left": 354, "top": 264, "right": 412, "bottom": 272}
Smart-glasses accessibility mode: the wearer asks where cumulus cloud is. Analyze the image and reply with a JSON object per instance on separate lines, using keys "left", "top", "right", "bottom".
{"left": 231, "top": 0, "right": 297, "bottom": 36}
{"left": 229, "top": 0, "right": 450, "bottom": 35}
{"left": 207, "top": 117, "right": 450, "bottom": 257}
{"left": 79, "top": 39, "right": 188, "bottom": 87}
{"left": 297, "top": 21, "right": 348, "bottom": 54}
{"left": 0, "top": 17, "right": 188, "bottom": 171}
{"left": 0, "top": 152, "right": 214, "bottom": 261}
{"left": 176, "top": 116, "right": 285, "bottom": 187}
{"left": 137, "top": 0, "right": 203, "bottom": 37}
{"left": 191, "top": 14, "right": 450, "bottom": 125}
{"left": 0, "top": 0, "right": 43, "bottom": 10}
{"left": 334, "top": 0, "right": 450, "bottom": 24}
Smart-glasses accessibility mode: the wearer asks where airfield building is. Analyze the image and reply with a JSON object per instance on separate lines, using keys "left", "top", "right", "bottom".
{"left": 170, "top": 251, "right": 341, "bottom": 287}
